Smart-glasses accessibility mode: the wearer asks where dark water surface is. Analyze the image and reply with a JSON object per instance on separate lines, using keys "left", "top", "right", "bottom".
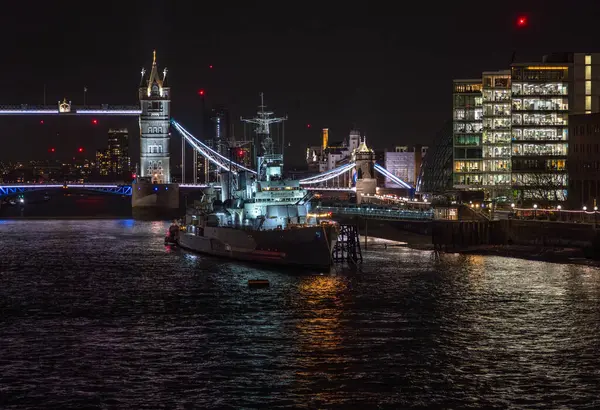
{"left": 1, "top": 220, "right": 600, "bottom": 409}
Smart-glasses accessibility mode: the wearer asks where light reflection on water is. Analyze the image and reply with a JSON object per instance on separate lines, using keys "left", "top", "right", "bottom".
{"left": 0, "top": 220, "right": 600, "bottom": 408}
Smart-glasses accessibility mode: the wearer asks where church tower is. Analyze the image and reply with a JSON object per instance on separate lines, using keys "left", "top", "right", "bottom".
{"left": 139, "top": 50, "right": 171, "bottom": 183}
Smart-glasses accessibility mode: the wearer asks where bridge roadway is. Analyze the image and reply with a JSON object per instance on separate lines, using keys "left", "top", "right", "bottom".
{"left": 0, "top": 183, "right": 218, "bottom": 199}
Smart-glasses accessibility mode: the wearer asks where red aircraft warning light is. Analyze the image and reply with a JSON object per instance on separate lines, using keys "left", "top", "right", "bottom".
{"left": 198, "top": 89, "right": 205, "bottom": 96}
{"left": 209, "top": 65, "right": 213, "bottom": 69}
{"left": 40, "top": 120, "right": 44, "bottom": 125}
{"left": 92, "top": 119, "right": 98, "bottom": 125}
{"left": 517, "top": 16, "right": 527, "bottom": 27}
{"left": 78, "top": 147, "right": 84, "bottom": 153}
{"left": 307, "top": 124, "right": 311, "bottom": 128}
{"left": 49, "top": 147, "right": 55, "bottom": 153}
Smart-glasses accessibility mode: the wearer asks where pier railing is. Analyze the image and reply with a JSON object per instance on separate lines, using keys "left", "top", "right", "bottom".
{"left": 316, "top": 206, "right": 433, "bottom": 221}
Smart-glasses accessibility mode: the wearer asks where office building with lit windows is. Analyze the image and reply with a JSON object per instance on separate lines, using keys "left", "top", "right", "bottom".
{"left": 107, "top": 128, "right": 131, "bottom": 180}
{"left": 510, "top": 53, "right": 600, "bottom": 203}
{"left": 95, "top": 149, "right": 110, "bottom": 177}
{"left": 481, "top": 71, "right": 512, "bottom": 200}
{"left": 452, "top": 79, "right": 483, "bottom": 191}
{"left": 450, "top": 53, "right": 600, "bottom": 205}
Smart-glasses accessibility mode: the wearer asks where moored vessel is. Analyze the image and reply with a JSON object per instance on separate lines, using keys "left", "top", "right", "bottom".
{"left": 176, "top": 95, "right": 338, "bottom": 270}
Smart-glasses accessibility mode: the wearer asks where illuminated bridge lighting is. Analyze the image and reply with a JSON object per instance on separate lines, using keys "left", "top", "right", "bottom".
{"left": 76, "top": 110, "right": 141, "bottom": 115}
{"left": 299, "top": 162, "right": 356, "bottom": 185}
{"left": 0, "top": 110, "right": 58, "bottom": 115}
{"left": 374, "top": 163, "right": 413, "bottom": 189}
{"left": 171, "top": 119, "right": 257, "bottom": 175}
{"left": 305, "top": 187, "right": 355, "bottom": 192}
{"left": 0, "top": 183, "right": 132, "bottom": 198}
{"left": 0, "top": 106, "right": 142, "bottom": 116}
{"left": 179, "top": 184, "right": 222, "bottom": 189}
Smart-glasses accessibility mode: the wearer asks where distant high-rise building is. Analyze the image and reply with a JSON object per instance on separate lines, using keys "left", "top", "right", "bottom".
{"left": 210, "top": 106, "right": 230, "bottom": 154}
{"left": 107, "top": 128, "right": 131, "bottom": 180}
{"left": 95, "top": 149, "right": 110, "bottom": 177}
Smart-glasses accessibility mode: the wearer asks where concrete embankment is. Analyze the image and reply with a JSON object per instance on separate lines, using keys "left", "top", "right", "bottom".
{"left": 330, "top": 215, "right": 600, "bottom": 265}
{"left": 432, "top": 219, "right": 600, "bottom": 263}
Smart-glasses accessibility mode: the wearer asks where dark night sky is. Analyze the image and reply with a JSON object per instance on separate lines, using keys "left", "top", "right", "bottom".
{"left": 1, "top": 1, "right": 599, "bottom": 166}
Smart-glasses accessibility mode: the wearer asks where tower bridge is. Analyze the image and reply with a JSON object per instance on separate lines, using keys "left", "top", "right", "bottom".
{"left": 0, "top": 51, "right": 414, "bottom": 216}
{"left": 0, "top": 102, "right": 141, "bottom": 116}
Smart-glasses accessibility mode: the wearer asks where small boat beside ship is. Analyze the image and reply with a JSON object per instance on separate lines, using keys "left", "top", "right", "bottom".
{"left": 173, "top": 96, "right": 338, "bottom": 270}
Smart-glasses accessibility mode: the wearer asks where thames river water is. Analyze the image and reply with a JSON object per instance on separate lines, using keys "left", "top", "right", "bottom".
{"left": 1, "top": 219, "right": 600, "bottom": 409}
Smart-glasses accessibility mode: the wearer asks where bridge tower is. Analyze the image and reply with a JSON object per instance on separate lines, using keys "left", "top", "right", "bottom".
{"left": 132, "top": 51, "right": 179, "bottom": 220}
{"left": 139, "top": 50, "right": 171, "bottom": 183}
{"left": 352, "top": 137, "right": 377, "bottom": 204}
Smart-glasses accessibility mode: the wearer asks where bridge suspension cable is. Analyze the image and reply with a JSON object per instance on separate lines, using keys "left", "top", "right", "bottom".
{"left": 374, "top": 163, "right": 413, "bottom": 189}
{"left": 170, "top": 119, "right": 257, "bottom": 175}
{"left": 299, "top": 162, "right": 356, "bottom": 185}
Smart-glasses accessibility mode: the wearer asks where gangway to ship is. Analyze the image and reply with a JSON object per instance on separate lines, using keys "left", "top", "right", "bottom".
{"left": 295, "top": 191, "right": 316, "bottom": 205}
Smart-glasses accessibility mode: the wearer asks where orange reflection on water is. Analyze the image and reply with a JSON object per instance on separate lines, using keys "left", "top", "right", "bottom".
{"left": 293, "top": 275, "right": 356, "bottom": 407}
{"left": 295, "top": 275, "right": 346, "bottom": 359}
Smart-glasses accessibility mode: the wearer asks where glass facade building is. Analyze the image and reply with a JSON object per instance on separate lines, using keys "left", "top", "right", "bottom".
{"left": 510, "top": 64, "right": 569, "bottom": 202}
{"left": 450, "top": 53, "right": 600, "bottom": 206}
{"left": 482, "top": 71, "right": 511, "bottom": 200}
{"left": 453, "top": 80, "right": 483, "bottom": 189}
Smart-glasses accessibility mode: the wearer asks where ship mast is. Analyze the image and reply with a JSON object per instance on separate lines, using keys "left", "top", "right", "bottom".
{"left": 241, "top": 93, "right": 287, "bottom": 181}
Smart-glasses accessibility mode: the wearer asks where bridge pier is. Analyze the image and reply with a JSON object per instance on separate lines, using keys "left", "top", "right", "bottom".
{"left": 131, "top": 180, "right": 180, "bottom": 220}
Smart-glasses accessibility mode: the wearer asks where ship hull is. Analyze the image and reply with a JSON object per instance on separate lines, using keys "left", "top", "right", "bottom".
{"left": 178, "top": 225, "right": 337, "bottom": 271}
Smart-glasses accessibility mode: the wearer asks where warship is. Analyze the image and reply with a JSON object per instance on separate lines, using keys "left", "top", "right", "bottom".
{"left": 176, "top": 95, "right": 338, "bottom": 270}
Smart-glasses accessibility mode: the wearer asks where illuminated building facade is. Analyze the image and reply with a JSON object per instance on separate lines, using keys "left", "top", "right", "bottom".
{"left": 384, "top": 145, "right": 427, "bottom": 188}
{"left": 107, "top": 128, "right": 130, "bottom": 180}
{"left": 510, "top": 63, "right": 570, "bottom": 202}
{"left": 138, "top": 51, "right": 171, "bottom": 183}
{"left": 453, "top": 80, "right": 483, "bottom": 190}
{"left": 450, "top": 53, "right": 600, "bottom": 205}
{"left": 481, "top": 70, "right": 512, "bottom": 199}
{"left": 306, "top": 128, "right": 361, "bottom": 173}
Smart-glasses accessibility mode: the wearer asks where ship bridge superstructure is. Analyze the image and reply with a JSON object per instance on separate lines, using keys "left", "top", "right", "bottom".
{"left": 241, "top": 93, "right": 287, "bottom": 182}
